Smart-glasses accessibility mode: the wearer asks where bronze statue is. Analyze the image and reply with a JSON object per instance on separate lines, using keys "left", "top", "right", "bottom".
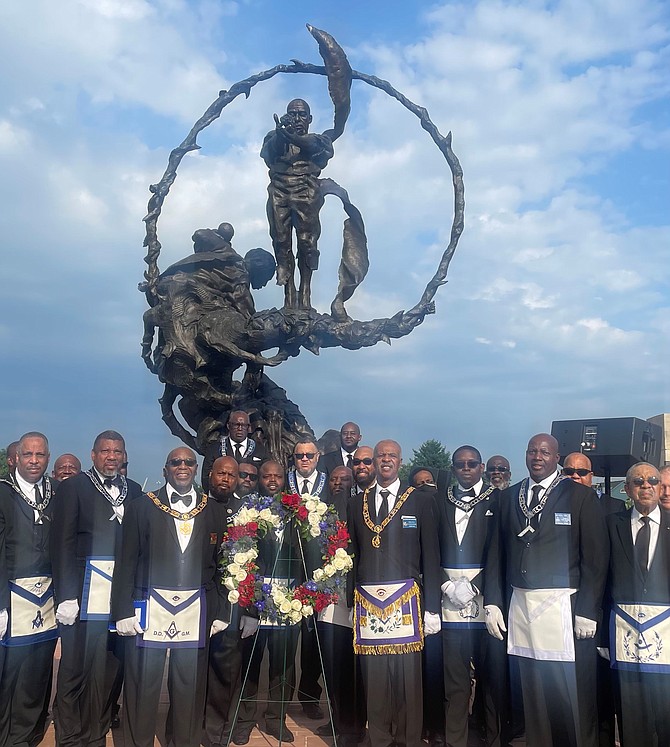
{"left": 140, "top": 25, "right": 465, "bottom": 465}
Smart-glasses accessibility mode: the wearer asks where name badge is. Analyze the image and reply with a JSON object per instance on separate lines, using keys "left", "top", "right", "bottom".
{"left": 402, "top": 515, "right": 417, "bottom": 529}
{"left": 554, "top": 512, "right": 571, "bottom": 526}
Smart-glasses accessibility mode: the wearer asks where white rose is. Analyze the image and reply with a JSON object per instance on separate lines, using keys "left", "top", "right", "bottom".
{"left": 309, "top": 526, "right": 321, "bottom": 538}
{"left": 224, "top": 577, "right": 236, "bottom": 590}
{"left": 272, "top": 589, "right": 285, "bottom": 603}
{"left": 247, "top": 548, "right": 258, "bottom": 560}
{"left": 316, "top": 502, "right": 328, "bottom": 515}
{"left": 305, "top": 499, "right": 318, "bottom": 511}
{"left": 235, "top": 570, "right": 248, "bottom": 582}
{"left": 259, "top": 508, "right": 273, "bottom": 522}
{"left": 324, "top": 563, "right": 336, "bottom": 577}
{"left": 233, "top": 552, "right": 247, "bottom": 565}
{"left": 303, "top": 605, "right": 314, "bottom": 616}
{"left": 227, "top": 563, "right": 240, "bottom": 575}
{"left": 291, "top": 599, "right": 302, "bottom": 611}
{"left": 289, "top": 610, "right": 302, "bottom": 623}
{"left": 279, "top": 600, "right": 292, "bottom": 614}
{"left": 332, "top": 556, "right": 346, "bottom": 571}
{"left": 342, "top": 557, "right": 353, "bottom": 571}
{"left": 313, "top": 568, "right": 325, "bottom": 581}
{"left": 228, "top": 590, "right": 240, "bottom": 603}
{"left": 308, "top": 513, "right": 320, "bottom": 525}
{"left": 335, "top": 548, "right": 348, "bottom": 558}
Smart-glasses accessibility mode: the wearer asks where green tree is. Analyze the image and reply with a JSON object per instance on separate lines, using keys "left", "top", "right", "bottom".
{"left": 399, "top": 439, "right": 451, "bottom": 483}
{"left": 0, "top": 448, "right": 8, "bottom": 479}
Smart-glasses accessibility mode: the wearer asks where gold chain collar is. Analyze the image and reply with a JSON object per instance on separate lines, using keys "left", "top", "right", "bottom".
{"left": 362, "top": 485, "right": 415, "bottom": 548}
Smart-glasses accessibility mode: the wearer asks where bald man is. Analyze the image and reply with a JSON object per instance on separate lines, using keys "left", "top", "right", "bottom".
{"left": 484, "top": 433, "right": 609, "bottom": 747}
{"left": 562, "top": 452, "right": 624, "bottom": 516}
{"left": 111, "top": 447, "right": 228, "bottom": 747}
{"left": 659, "top": 465, "right": 670, "bottom": 510}
{"left": 52, "top": 453, "right": 82, "bottom": 482}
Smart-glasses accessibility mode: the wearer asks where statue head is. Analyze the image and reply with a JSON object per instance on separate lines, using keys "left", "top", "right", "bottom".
{"left": 284, "top": 98, "right": 312, "bottom": 135}
{"left": 245, "top": 247, "right": 276, "bottom": 289}
{"left": 192, "top": 228, "right": 231, "bottom": 254}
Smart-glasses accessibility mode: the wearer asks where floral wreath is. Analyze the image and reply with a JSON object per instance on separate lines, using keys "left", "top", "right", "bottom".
{"left": 219, "top": 492, "right": 353, "bottom": 625}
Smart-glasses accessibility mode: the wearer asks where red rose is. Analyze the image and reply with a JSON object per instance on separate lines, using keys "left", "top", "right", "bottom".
{"left": 296, "top": 505, "right": 309, "bottom": 521}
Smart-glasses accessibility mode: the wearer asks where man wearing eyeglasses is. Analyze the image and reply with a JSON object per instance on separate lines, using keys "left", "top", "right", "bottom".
{"left": 201, "top": 410, "right": 268, "bottom": 491}
{"left": 485, "top": 456, "right": 511, "bottom": 490}
{"left": 51, "top": 430, "right": 143, "bottom": 747}
{"left": 320, "top": 422, "right": 363, "bottom": 474}
{"left": 484, "top": 433, "right": 608, "bottom": 747}
{"left": 605, "top": 463, "right": 670, "bottom": 746}
{"left": 111, "top": 447, "right": 228, "bottom": 747}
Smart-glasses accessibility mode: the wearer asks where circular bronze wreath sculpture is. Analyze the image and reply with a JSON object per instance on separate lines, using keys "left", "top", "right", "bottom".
{"left": 140, "top": 25, "right": 465, "bottom": 464}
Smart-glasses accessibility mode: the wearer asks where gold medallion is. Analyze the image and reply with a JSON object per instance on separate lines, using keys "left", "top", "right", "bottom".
{"left": 372, "top": 533, "right": 381, "bottom": 548}
{"left": 179, "top": 521, "right": 193, "bottom": 536}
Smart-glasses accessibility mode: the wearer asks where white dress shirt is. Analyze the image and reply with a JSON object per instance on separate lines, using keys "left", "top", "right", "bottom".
{"left": 375, "top": 478, "right": 400, "bottom": 515}
{"left": 94, "top": 467, "right": 124, "bottom": 522}
{"left": 454, "top": 478, "right": 484, "bottom": 544}
{"left": 167, "top": 485, "right": 196, "bottom": 552}
{"left": 14, "top": 471, "right": 43, "bottom": 523}
{"left": 631, "top": 505, "right": 661, "bottom": 569}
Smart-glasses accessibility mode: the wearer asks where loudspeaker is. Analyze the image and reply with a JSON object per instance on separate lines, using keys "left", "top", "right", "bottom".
{"left": 551, "top": 417, "right": 662, "bottom": 478}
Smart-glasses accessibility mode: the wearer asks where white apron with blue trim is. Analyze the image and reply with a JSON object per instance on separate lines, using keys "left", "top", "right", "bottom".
{"left": 139, "top": 587, "right": 205, "bottom": 648}
{"left": 5, "top": 576, "right": 58, "bottom": 646}
{"left": 611, "top": 603, "right": 670, "bottom": 673}
{"left": 81, "top": 556, "right": 115, "bottom": 620}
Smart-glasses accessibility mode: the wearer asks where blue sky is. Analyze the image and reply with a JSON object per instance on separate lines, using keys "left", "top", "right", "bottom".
{"left": 1, "top": 0, "right": 669, "bottom": 487}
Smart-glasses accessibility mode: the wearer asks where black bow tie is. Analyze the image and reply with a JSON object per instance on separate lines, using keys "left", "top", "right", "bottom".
{"left": 104, "top": 476, "right": 121, "bottom": 490}
{"left": 171, "top": 492, "right": 193, "bottom": 508}
{"left": 458, "top": 488, "right": 476, "bottom": 498}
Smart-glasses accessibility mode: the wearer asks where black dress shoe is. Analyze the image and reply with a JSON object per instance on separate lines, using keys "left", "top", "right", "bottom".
{"left": 231, "top": 726, "right": 254, "bottom": 745}
{"left": 302, "top": 702, "right": 325, "bottom": 720}
{"left": 265, "top": 721, "right": 295, "bottom": 742}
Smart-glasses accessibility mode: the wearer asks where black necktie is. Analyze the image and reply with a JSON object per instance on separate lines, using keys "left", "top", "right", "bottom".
{"left": 635, "top": 516, "right": 651, "bottom": 576}
{"left": 34, "top": 484, "right": 42, "bottom": 503}
{"left": 529, "top": 485, "right": 542, "bottom": 511}
{"left": 378, "top": 489, "right": 390, "bottom": 522}
{"left": 302, "top": 479, "right": 310, "bottom": 495}
{"left": 171, "top": 492, "right": 193, "bottom": 508}
{"left": 346, "top": 453, "right": 353, "bottom": 469}
{"left": 234, "top": 444, "right": 242, "bottom": 461}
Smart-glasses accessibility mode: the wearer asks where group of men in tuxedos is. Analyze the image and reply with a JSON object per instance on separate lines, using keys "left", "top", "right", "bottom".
{"left": 3, "top": 419, "right": 670, "bottom": 747}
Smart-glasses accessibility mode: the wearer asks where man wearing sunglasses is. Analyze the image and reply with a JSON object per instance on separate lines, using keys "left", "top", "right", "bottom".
{"left": 51, "top": 430, "right": 143, "bottom": 747}
{"left": 485, "top": 456, "right": 511, "bottom": 490}
{"left": 201, "top": 410, "right": 268, "bottom": 492}
{"left": 206, "top": 457, "right": 259, "bottom": 747}
{"left": 562, "top": 452, "right": 623, "bottom": 516}
{"left": 435, "top": 446, "right": 505, "bottom": 747}
{"left": 111, "top": 447, "right": 228, "bottom": 747}
{"left": 352, "top": 446, "right": 376, "bottom": 495}
{"left": 484, "top": 433, "right": 608, "bottom": 747}
{"left": 606, "top": 463, "right": 670, "bottom": 746}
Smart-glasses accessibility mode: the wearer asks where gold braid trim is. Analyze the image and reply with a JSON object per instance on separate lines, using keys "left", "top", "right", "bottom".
{"left": 353, "top": 581, "right": 424, "bottom": 655}
{"left": 146, "top": 491, "right": 208, "bottom": 520}
{"left": 354, "top": 581, "right": 420, "bottom": 619}
{"left": 354, "top": 641, "right": 424, "bottom": 655}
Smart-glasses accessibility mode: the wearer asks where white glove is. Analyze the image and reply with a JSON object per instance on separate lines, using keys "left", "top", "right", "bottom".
{"left": 0, "top": 608, "right": 7, "bottom": 638}
{"left": 484, "top": 605, "right": 506, "bottom": 640}
{"left": 116, "top": 616, "right": 144, "bottom": 636}
{"left": 450, "top": 579, "right": 478, "bottom": 608}
{"left": 423, "top": 611, "right": 441, "bottom": 636}
{"left": 210, "top": 619, "right": 229, "bottom": 637}
{"left": 597, "top": 647, "right": 610, "bottom": 661}
{"left": 574, "top": 615, "right": 597, "bottom": 640}
{"left": 239, "top": 615, "right": 259, "bottom": 639}
{"left": 441, "top": 580, "right": 456, "bottom": 597}
{"left": 56, "top": 599, "right": 79, "bottom": 626}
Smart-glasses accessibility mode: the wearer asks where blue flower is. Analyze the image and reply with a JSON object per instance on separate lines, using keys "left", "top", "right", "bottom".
{"left": 304, "top": 581, "right": 318, "bottom": 592}
{"left": 261, "top": 583, "right": 272, "bottom": 594}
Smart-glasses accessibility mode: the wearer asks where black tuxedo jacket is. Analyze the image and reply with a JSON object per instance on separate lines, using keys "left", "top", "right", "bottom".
{"left": 484, "top": 477, "right": 608, "bottom": 622}
{"left": 436, "top": 485, "right": 499, "bottom": 593}
{"left": 606, "top": 507, "right": 670, "bottom": 607}
{"left": 0, "top": 477, "right": 57, "bottom": 610}
{"left": 110, "top": 486, "right": 227, "bottom": 623}
{"left": 201, "top": 437, "right": 268, "bottom": 491}
{"left": 347, "top": 482, "right": 442, "bottom": 614}
{"left": 51, "top": 471, "right": 142, "bottom": 602}
{"left": 319, "top": 449, "right": 355, "bottom": 476}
